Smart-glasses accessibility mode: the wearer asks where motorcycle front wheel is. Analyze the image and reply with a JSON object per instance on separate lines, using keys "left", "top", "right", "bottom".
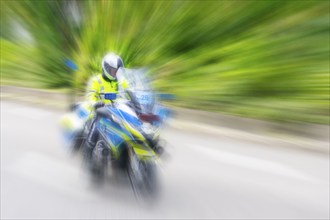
{"left": 127, "top": 147, "right": 158, "bottom": 201}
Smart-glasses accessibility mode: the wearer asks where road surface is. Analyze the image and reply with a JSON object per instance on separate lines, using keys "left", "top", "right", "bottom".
{"left": 1, "top": 101, "right": 329, "bottom": 219}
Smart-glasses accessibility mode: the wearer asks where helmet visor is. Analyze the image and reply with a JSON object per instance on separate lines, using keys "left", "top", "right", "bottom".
{"left": 104, "top": 63, "right": 118, "bottom": 78}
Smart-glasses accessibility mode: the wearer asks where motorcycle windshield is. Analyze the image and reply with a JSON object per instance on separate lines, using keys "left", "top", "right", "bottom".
{"left": 117, "top": 68, "right": 155, "bottom": 114}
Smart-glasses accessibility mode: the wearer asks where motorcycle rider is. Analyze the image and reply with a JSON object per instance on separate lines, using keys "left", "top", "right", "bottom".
{"left": 83, "top": 52, "right": 163, "bottom": 169}
{"left": 84, "top": 52, "right": 124, "bottom": 164}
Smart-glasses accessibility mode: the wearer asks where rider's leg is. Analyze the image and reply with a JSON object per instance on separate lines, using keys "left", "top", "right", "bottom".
{"left": 84, "top": 117, "right": 99, "bottom": 163}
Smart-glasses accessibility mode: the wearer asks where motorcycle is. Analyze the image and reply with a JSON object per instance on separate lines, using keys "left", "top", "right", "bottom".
{"left": 60, "top": 68, "right": 171, "bottom": 198}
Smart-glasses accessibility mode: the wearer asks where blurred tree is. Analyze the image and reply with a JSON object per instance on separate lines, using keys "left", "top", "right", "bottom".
{"left": 1, "top": 0, "right": 329, "bottom": 124}
{"left": 1, "top": 0, "right": 83, "bottom": 87}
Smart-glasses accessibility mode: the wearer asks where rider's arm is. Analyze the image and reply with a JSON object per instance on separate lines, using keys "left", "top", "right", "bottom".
{"left": 117, "top": 78, "right": 130, "bottom": 100}
{"left": 86, "top": 76, "right": 100, "bottom": 105}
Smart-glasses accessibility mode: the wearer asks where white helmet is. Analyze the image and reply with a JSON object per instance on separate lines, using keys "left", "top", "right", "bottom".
{"left": 102, "top": 52, "right": 124, "bottom": 80}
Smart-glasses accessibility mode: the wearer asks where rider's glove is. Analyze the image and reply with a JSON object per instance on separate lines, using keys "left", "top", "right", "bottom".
{"left": 93, "top": 101, "right": 105, "bottom": 109}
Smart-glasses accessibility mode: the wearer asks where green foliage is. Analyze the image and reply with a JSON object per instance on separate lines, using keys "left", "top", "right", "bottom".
{"left": 1, "top": 0, "right": 329, "bottom": 124}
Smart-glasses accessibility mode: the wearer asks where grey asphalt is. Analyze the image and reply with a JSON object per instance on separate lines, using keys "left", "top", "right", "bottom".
{"left": 1, "top": 101, "right": 329, "bottom": 219}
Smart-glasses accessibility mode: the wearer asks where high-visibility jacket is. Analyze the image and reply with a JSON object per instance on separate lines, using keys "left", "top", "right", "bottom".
{"left": 86, "top": 74, "right": 118, "bottom": 105}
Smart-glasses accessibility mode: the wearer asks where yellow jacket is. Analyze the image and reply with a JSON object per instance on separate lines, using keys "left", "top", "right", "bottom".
{"left": 86, "top": 74, "right": 118, "bottom": 105}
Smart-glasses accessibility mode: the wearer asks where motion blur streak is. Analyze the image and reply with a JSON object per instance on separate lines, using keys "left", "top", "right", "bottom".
{"left": 1, "top": 1, "right": 329, "bottom": 123}
{"left": 1, "top": 0, "right": 329, "bottom": 219}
